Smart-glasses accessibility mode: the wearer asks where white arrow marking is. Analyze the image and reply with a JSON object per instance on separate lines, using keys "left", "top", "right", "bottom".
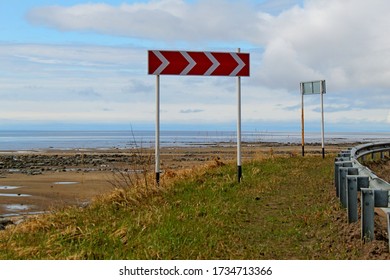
{"left": 180, "top": 51, "right": 196, "bottom": 75}
{"left": 152, "top": 51, "right": 169, "bottom": 75}
{"left": 230, "top": 53, "right": 245, "bottom": 76}
{"left": 204, "top": 52, "right": 220, "bottom": 76}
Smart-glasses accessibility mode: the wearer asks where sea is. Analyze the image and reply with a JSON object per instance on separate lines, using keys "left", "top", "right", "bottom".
{"left": 1, "top": 130, "right": 390, "bottom": 151}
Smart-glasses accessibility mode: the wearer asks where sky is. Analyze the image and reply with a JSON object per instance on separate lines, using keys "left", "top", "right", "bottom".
{"left": 1, "top": 0, "right": 390, "bottom": 132}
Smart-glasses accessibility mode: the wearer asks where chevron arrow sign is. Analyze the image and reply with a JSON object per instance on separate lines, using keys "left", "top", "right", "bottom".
{"left": 148, "top": 50, "right": 250, "bottom": 77}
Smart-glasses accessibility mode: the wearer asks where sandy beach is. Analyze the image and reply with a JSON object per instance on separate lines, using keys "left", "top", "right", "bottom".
{"left": 0, "top": 143, "right": 349, "bottom": 218}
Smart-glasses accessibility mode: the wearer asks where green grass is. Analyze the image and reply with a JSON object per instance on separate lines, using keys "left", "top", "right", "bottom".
{"left": 0, "top": 154, "right": 384, "bottom": 259}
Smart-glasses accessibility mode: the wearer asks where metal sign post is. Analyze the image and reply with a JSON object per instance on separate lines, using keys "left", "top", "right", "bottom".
{"left": 149, "top": 49, "right": 250, "bottom": 185}
{"left": 155, "top": 75, "right": 160, "bottom": 184}
{"left": 237, "top": 48, "right": 242, "bottom": 182}
{"left": 300, "top": 80, "right": 326, "bottom": 158}
{"left": 320, "top": 81, "right": 325, "bottom": 159}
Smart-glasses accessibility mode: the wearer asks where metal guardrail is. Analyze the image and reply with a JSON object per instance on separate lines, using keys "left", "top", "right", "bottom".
{"left": 335, "top": 142, "right": 390, "bottom": 250}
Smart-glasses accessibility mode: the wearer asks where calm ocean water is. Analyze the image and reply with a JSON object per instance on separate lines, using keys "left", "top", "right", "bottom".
{"left": 0, "top": 130, "right": 390, "bottom": 151}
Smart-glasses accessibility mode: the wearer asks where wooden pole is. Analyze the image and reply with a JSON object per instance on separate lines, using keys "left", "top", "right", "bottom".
{"left": 301, "top": 82, "right": 305, "bottom": 157}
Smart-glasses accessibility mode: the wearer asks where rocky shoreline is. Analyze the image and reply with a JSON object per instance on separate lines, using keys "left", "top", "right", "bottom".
{"left": 0, "top": 152, "right": 151, "bottom": 176}
{"left": 0, "top": 142, "right": 354, "bottom": 175}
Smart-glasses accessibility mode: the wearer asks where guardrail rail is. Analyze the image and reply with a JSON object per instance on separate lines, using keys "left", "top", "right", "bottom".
{"left": 335, "top": 142, "right": 390, "bottom": 250}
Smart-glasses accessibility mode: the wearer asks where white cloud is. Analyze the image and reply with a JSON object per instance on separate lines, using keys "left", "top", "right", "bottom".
{"left": 26, "top": 0, "right": 259, "bottom": 43}
{"left": 256, "top": 0, "right": 390, "bottom": 90}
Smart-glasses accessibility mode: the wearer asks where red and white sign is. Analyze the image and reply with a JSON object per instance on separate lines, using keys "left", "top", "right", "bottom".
{"left": 148, "top": 50, "right": 250, "bottom": 77}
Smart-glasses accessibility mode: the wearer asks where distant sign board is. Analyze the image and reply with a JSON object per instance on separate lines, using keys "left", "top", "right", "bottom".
{"left": 300, "top": 79, "right": 327, "bottom": 158}
{"left": 301, "top": 80, "right": 326, "bottom": 95}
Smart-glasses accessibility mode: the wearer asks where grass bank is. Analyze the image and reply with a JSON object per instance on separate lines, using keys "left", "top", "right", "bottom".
{"left": 0, "top": 154, "right": 388, "bottom": 259}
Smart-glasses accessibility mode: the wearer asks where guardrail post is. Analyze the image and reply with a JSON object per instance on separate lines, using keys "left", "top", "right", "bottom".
{"left": 334, "top": 162, "right": 343, "bottom": 197}
{"left": 346, "top": 176, "right": 358, "bottom": 223}
{"left": 339, "top": 167, "right": 348, "bottom": 207}
{"left": 346, "top": 175, "right": 369, "bottom": 223}
{"left": 347, "top": 175, "right": 369, "bottom": 223}
{"left": 387, "top": 212, "right": 390, "bottom": 252}
{"left": 361, "top": 189, "right": 389, "bottom": 241}
{"left": 335, "top": 161, "right": 352, "bottom": 198}
{"left": 361, "top": 188, "right": 375, "bottom": 241}
{"left": 339, "top": 167, "right": 358, "bottom": 208}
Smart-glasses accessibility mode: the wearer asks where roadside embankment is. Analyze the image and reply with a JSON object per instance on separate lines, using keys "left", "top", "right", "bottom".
{"left": 1, "top": 146, "right": 388, "bottom": 259}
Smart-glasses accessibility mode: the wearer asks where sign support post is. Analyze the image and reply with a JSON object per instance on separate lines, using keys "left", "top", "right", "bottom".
{"left": 237, "top": 48, "right": 242, "bottom": 182}
{"left": 155, "top": 75, "right": 160, "bottom": 185}
{"left": 320, "top": 81, "right": 325, "bottom": 158}
{"left": 301, "top": 82, "right": 305, "bottom": 157}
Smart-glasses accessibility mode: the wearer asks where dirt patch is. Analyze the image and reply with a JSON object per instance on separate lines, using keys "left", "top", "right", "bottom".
{"left": 336, "top": 211, "right": 390, "bottom": 259}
